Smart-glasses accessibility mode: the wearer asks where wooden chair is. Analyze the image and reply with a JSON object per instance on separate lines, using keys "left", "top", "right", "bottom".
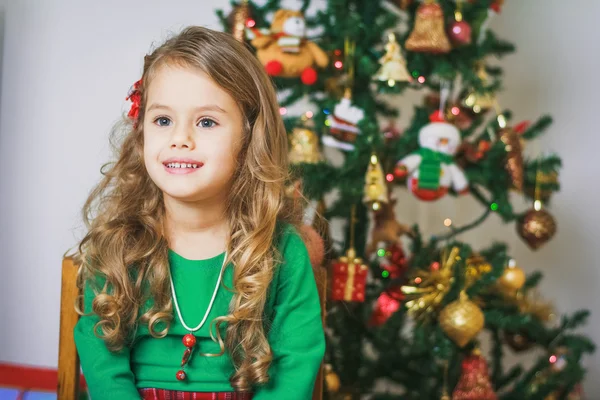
{"left": 311, "top": 264, "right": 328, "bottom": 400}
{"left": 58, "top": 258, "right": 328, "bottom": 400}
{"left": 57, "top": 256, "right": 82, "bottom": 399}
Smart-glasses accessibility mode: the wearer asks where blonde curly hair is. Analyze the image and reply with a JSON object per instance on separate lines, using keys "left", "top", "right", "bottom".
{"left": 71, "top": 26, "right": 303, "bottom": 392}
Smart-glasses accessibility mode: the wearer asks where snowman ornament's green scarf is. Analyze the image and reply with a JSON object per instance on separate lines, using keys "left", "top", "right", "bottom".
{"left": 395, "top": 119, "right": 469, "bottom": 201}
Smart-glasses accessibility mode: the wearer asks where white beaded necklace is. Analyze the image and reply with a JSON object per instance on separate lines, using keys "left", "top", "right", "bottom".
{"left": 169, "top": 251, "right": 227, "bottom": 381}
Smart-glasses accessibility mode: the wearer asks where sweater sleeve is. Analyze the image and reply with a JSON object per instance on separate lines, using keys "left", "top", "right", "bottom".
{"left": 253, "top": 226, "right": 326, "bottom": 399}
{"left": 73, "top": 275, "right": 141, "bottom": 400}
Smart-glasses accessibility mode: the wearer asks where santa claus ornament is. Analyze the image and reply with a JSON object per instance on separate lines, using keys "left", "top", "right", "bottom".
{"left": 323, "top": 88, "right": 365, "bottom": 151}
{"left": 394, "top": 112, "right": 469, "bottom": 201}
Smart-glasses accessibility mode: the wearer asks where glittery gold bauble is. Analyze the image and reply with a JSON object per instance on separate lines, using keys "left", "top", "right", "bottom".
{"left": 227, "top": 0, "right": 251, "bottom": 42}
{"left": 503, "top": 330, "right": 535, "bottom": 352}
{"left": 497, "top": 266, "right": 526, "bottom": 292}
{"left": 439, "top": 292, "right": 484, "bottom": 347}
{"left": 517, "top": 208, "right": 557, "bottom": 250}
{"left": 405, "top": 0, "right": 451, "bottom": 54}
{"left": 288, "top": 127, "right": 323, "bottom": 164}
{"left": 499, "top": 128, "right": 524, "bottom": 191}
{"left": 324, "top": 364, "right": 341, "bottom": 392}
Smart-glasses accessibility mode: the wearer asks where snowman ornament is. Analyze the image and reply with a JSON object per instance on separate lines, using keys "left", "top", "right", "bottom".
{"left": 394, "top": 113, "right": 469, "bottom": 201}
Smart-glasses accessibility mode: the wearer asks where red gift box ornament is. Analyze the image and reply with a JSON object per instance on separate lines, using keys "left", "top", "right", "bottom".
{"left": 331, "top": 247, "right": 369, "bottom": 302}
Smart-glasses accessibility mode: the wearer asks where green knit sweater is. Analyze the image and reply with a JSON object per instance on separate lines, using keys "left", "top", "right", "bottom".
{"left": 74, "top": 224, "right": 326, "bottom": 399}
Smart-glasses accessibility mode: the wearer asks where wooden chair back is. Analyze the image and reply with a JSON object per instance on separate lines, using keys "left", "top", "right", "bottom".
{"left": 57, "top": 256, "right": 81, "bottom": 399}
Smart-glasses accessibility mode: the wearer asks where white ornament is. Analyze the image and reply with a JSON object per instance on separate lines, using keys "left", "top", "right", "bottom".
{"left": 396, "top": 120, "right": 469, "bottom": 201}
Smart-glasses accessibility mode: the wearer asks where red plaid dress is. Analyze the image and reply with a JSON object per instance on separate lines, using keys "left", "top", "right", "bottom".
{"left": 138, "top": 388, "right": 253, "bottom": 400}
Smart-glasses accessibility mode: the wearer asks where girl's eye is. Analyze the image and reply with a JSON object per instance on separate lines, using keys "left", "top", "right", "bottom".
{"left": 198, "top": 118, "right": 217, "bottom": 128}
{"left": 154, "top": 117, "right": 172, "bottom": 127}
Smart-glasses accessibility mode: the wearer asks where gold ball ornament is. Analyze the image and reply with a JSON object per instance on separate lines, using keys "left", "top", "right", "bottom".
{"left": 439, "top": 292, "right": 484, "bottom": 348}
{"left": 497, "top": 263, "right": 526, "bottom": 292}
{"left": 517, "top": 208, "right": 557, "bottom": 250}
{"left": 288, "top": 127, "right": 323, "bottom": 165}
{"left": 325, "top": 364, "right": 341, "bottom": 392}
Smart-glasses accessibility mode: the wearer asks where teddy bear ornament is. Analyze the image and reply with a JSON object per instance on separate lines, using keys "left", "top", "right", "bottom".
{"left": 246, "top": 9, "right": 329, "bottom": 85}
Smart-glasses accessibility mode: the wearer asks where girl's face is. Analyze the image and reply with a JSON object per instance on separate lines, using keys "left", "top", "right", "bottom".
{"left": 143, "top": 64, "right": 244, "bottom": 204}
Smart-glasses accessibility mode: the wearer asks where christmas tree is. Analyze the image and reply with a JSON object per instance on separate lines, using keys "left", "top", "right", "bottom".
{"left": 217, "top": 1, "right": 594, "bottom": 398}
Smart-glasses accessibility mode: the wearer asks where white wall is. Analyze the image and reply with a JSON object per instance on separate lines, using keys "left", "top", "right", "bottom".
{"left": 1, "top": 0, "right": 598, "bottom": 395}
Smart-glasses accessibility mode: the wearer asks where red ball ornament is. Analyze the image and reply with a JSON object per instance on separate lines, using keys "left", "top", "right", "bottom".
{"left": 182, "top": 333, "right": 196, "bottom": 348}
{"left": 301, "top": 67, "right": 318, "bottom": 85}
{"left": 449, "top": 20, "right": 472, "bottom": 45}
{"left": 176, "top": 370, "right": 187, "bottom": 381}
{"left": 265, "top": 60, "right": 283, "bottom": 76}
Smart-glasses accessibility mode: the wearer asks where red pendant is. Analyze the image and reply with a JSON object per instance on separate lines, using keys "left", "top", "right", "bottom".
{"left": 181, "top": 347, "right": 193, "bottom": 367}
{"left": 176, "top": 370, "right": 187, "bottom": 381}
{"left": 183, "top": 333, "right": 196, "bottom": 348}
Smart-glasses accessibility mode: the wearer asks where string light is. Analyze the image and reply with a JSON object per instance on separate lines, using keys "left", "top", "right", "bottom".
{"left": 451, "top": 106, "right": 460, "bottom": 116}
{"left": 324, "top": 119, "right": 331, "bottom": 126}
{"left": 549, "top": 355, "right": 557, "bottom": 364}
{"left": 305, "top": 111, "right": 314, "bottom": 119}
{"left": 388, "top": 79, "right": 396, "bottom": 87}
{"left": 382, "top": 270, "right": 390, "bottom": 278}
{"left": 411, "top": 70, "right": 419, "bottom": 78}
{"left": 431, "top": 262, "right": 440, "bottom": 271}
{"left": 279, "top": 107, "right": 287, "bottom": 115}
{"left": 377, "top": 248, "right": 386, "bottom": 257}
{"left": 386, "top": 173, "right": 394, "bottom": 182}
{"left": 534, "top": 200, "right": 542, "bottom": 211}
{"left": 246, "top": 19, "right": 256, "bottom": 28}
{"left": 490, "top": 202, "right": 498, "bottom": 211}
{"left": 414, "top": 277, "right": 422, "bottom": 284}
{"left": 418, "top": 76, "right": 426, "bottom": 84}
{"left": 497, "top": 114, "right": 507, "bottom": 128}
{"left": 444, "top": 218, "right": 452, "bottom": 227}
{"left": 334, "top": 60, "right": 343, "bottom": 69}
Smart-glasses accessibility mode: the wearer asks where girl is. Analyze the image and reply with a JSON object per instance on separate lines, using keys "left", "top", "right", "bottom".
{"left": 72, "top": 26, "right": 325, "bottom": 399}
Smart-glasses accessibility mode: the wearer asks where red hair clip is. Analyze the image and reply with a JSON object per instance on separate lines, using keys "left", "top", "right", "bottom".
{"left": 126, "top": 79, "right": 142, "bottom": 126}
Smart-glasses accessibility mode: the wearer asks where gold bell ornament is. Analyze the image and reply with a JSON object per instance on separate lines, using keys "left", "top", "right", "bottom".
{"left": 405, "top": 0, "right": 451, "bottom": 54}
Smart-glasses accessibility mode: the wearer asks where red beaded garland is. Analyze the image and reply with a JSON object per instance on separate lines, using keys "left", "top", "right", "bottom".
{"left": 182, "top": 333, "right": 196, "bottom": 348}
{"left": 176, "top": 370, "right": 187, "bottom": 381}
